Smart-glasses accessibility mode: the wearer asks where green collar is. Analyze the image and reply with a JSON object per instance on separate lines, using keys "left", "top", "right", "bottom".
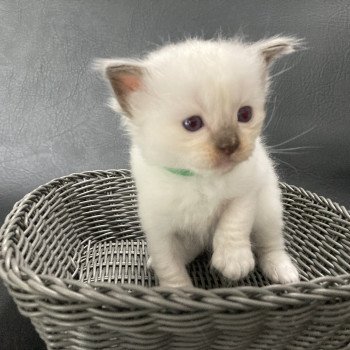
{"left": 164, "top": 167, "right": 196, "bottom": 177}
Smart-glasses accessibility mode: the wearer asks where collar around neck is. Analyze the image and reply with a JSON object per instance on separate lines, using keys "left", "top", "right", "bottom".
{"left": 164, "top": 167, "right": 196, "bottom": 177}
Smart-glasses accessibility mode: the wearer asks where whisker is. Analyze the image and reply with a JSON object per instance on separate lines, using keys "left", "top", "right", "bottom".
{"left": 269, "top": 64, "right": 294, "bottom": 80}
{"left": 268, "top": 145, "right": 320, "bottom": 152}
{"left": 270, "top": 150, "right": 311, "bottom": 155}
{"left": 269, "top": 126, "right": 316, "bottom": 148}
{"left": 263, "top": 96, "right": 278, "bottom": 132}
{"left": 273, "top": 157, "right": 299, "bottom": 174}
{"left": 273, "top": 146, "right": 319, "bottom": 151}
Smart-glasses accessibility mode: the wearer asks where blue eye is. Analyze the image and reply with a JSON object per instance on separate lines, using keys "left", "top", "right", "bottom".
{"left": 183, "top": 115, "right": 204, "bottom": 132}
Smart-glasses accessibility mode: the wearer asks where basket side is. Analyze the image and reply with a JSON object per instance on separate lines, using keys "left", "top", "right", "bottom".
{"left": 1, "top": 171, "right": 350, "bottom": 350}
{"left": 0, "top": 169, "right": 143, "bottom": 278}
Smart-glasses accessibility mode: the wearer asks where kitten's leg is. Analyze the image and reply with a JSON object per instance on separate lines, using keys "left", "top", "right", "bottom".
{"left": 147, "top": 234, "right": 202, "bottom": 270}
{"left": 253, "top": 185, "right": 299, "bottom": 284}
{"left": 147, "top": 232, "right": 200, "bottom": 288}
{"left": 212, "top": 195, "right": 256, "bottom": 280}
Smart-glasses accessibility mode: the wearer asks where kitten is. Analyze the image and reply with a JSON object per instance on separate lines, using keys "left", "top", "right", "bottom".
{"left": 97, "top": 36, "right": 300, "bottom": 288}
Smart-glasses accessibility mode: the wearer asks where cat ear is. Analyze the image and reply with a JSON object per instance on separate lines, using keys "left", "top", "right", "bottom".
{"left": 254, "top": 36, "right": 302, "bottom": 66}
{"left": 94, "top": 59, "right": 145, "bottom": 117}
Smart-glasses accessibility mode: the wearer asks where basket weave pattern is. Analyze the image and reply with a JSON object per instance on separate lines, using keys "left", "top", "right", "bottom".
{"left": 0, "top": 170, "right": 350, "bottom": 349}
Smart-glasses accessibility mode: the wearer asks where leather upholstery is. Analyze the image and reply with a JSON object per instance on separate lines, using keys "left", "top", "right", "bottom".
{"left": 0, "top": 1, "right": 349, "bottom": 348}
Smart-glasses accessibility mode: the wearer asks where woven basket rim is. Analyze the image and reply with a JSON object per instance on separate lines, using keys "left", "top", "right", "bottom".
{"left": 1, "top": 169, "right": 350, "bottom": 311}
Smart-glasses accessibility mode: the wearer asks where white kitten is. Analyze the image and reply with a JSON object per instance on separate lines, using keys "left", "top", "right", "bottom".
{"left": 97, "top": 36, "right": 300, "bottom": 288}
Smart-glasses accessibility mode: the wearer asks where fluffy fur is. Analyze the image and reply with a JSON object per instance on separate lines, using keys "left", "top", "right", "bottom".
{"left": 97, "top": 36, "right": 301, "bottom": 287}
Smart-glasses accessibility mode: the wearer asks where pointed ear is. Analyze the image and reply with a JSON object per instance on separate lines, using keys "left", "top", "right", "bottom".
{"left": 254, "top": 36, "right": 302, "bottom": 66}
{"left": 94, "top": 59, "right": 144, "bottom": 117}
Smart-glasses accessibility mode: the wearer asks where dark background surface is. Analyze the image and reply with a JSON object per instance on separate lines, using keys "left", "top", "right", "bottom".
{"left": 0, "top": 1, "right": 349, "bottom": 349}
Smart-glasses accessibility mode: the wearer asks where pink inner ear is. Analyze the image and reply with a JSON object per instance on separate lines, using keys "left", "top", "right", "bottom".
{"left": 119, "top": 73, "right": 141, "bottom": 93}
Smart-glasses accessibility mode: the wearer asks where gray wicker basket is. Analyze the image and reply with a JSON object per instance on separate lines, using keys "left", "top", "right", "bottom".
{"left": 0, "top": 170, "right": 350, "bottom": 350}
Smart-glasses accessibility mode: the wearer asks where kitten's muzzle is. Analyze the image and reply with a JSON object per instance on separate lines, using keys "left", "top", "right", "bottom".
{"left": 216, "top": 140, "right": 240, "bottom": 156}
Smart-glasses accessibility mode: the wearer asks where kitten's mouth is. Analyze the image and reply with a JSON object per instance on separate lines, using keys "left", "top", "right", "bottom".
{"left": 213, "top": 148, "right": 252, "bottom": 173}
{"left": 214, "top": 157, "right": 236, "bottom": 173}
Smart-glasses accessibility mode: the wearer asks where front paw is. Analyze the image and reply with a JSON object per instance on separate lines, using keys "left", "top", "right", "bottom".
{"left": 159, "top": 277, "right": 193, "bottom": 288}
{"left": 212, "top": 244, "right": 255, "bottom": 280}
{"left": 160, "top": 281, "right": 193, "bottom": 288}
{"left": 259, "top": 251, "right": 299, "bottom": 284}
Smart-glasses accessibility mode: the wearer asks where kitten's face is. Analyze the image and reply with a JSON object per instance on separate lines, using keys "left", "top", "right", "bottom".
{"left": 100, "top": 37, "right": 298, "bottom": 173}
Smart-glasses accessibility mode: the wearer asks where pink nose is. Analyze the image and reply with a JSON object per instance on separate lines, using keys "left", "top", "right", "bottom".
{"left": 217, "top": 141, "right": 239, "bottom": 155}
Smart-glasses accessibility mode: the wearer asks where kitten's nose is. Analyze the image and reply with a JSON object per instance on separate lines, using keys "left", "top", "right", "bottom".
{"left": 217, "top": 141, "right": 240, "bottom": 155}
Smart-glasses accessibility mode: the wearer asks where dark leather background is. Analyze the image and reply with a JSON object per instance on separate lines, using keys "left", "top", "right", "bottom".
{"left": 0, "top": 1, "right": 349, "bottom": 349}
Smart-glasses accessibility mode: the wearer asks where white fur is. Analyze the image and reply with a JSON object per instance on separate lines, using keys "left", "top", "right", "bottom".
{"left": 100, "top": 37, "right": 300, "bottom": 287}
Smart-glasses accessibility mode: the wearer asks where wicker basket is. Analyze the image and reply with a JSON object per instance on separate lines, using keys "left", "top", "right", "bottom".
{"left": 0, "top": 170, "right": 350, "bottom": 350}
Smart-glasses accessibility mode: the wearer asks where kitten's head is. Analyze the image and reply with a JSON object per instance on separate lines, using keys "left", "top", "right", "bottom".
{"left": 97, "top": 36, "right": 300, "bottom": 174}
